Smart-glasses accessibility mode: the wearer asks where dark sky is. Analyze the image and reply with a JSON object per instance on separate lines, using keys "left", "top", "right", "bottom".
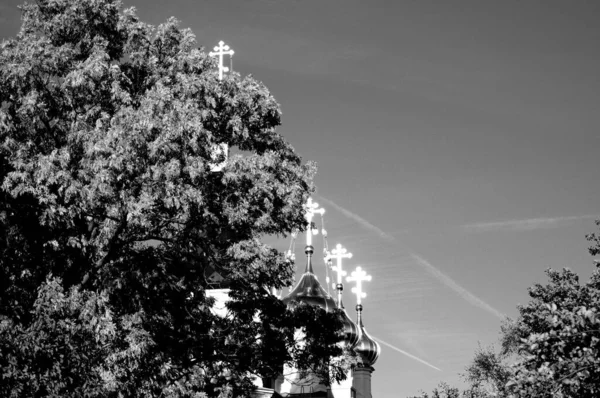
{"left": 2, "top": 0, "right": 600, "bottom": 396}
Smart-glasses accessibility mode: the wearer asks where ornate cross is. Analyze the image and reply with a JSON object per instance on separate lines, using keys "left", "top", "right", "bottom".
{"left": 347, "top": 266, "right": 372, "bottom": 305}
{"left": 207, "top": 41, "right": 234, "bottom": 171}
{"left": 330, "top": 243, "right": 352, "bottom": 285}
{"left": 209, "top": 40, "right": 234, "bottom": 81}
{"left": 303, "top": 197, "right": 325, "bottom": 247}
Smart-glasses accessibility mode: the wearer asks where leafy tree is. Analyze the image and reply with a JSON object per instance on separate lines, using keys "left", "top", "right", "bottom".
{"left": 410, "top": 222, "right": 600, "bottom": 398}
{"left": 585, "top": 219, "right": 600, "bottom": 257}
{"left": 405, "top": 345, "right": 508, "bottom": 398}
{"left": 406, "top": 382, "right": 490, "bottom": 398}
{"left": 0, "top": 0, "right": 347, "bottom": 396}
{"left": 462, "top": 344, "right": 510, "bottom": 397}
{"left": 503, "top": 267, "right": 600, "bottom": 397}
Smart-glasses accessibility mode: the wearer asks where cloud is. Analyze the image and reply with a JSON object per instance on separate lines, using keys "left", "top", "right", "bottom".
{"left": 462, "top": 215, "right": 599, "bottom": 233}
{"left": 371, "top": 335, "right": 442, "bottom": 372}
{"left": 317, "top": 195, "right": 505, "bottom": 320}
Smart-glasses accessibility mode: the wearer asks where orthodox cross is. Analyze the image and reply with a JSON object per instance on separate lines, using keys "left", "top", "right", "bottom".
{"left": 207, "top": 41, "right": 234, "bottom": 171}
{"left": 209, "top": 40, "right": 234, "bottom": 81}
{"left": 303, "top": 197, "right": 325, "bottom": 247}
{"left": 347, "top": 266, "right": 372, "bottom": 305}
{"left": 329, "top": 243, "right": 352, "bottom": 305}
{"left": 330, "top": 243, "right": 352, "bottom": 284}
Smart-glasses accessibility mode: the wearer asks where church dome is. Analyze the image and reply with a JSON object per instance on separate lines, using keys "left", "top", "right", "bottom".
{"left": 334, "top": 283, "right": 359, "bottom": 348}
{"left": 354, "top": 304, "right": 380, "bottom": 366}
{"left": 338, "top": 304, "right": 360, "bottom": 348}
{"left": 282, "top": 245, "right": 336, "bottom": 312}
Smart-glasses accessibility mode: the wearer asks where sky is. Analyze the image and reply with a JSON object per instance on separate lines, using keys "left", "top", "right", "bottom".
{"left": 1, "top": 0, "right": 600, "bottom": 396}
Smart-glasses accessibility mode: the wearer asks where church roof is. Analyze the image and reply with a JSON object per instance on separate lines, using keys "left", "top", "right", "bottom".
{"left": 354, "top": 304, "right": 380, "bottom": 366}
{"left": 337, "top": 297, "right": 360, "bottom": 349}
{"left": 282, "top": 197, "right": 380, "bottom": 367}
{"left": 282, "top": 245, "right": 336, "bottom": 312}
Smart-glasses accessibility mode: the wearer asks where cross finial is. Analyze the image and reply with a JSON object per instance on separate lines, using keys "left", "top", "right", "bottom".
{"left": 346, "top": 266, "right": 372, "bottom": 305}
{"left": 330, "top": 243, "right": 352, "bottom": 285}
{"left": 328, "top": 243, "right": 352, "bottom": 307}
{"left": 207, "top": 41, "right": 234, "bottom": 172}
{"left": 209, "top": 40, "right": 234, "bottom": 81}
{"left": 303, "top": 197, "right": 325, "bottom": 247}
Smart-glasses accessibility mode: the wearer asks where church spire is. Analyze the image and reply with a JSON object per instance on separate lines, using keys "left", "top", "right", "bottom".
{"left": 282, "top": 197, "right": 335, "bottom": 311}
{"left": 208, "top": 40, "right": 234, "bottom": 172}
{"left": 329, "top": 243, "right": 352, "bottom": 308}
{"left": 347, "top": 266, "right": 380, "bottom": 366}
{"left": 302, "top": 197, "right": 325, "bottom": 273}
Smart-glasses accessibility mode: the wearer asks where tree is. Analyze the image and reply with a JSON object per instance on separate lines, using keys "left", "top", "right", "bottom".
{"left": 406, "top": 382, "right": 490, "bottom": 398}
{"left": 503, "top": 267, "right": 600, "bottom": 397}
{"left": 410, "top": 222, "right": 600, "bottom": 398}
{"left": 585, "top": 219, "right": 600, "bottom": 257}
{"left": 0, "top": 0, "right": 347, "bottom": 396}
{"left": 462, "top": 344, "right": 510, "bottom": 397}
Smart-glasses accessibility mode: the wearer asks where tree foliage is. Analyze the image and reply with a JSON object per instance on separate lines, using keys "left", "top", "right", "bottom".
{"left": 503, "top": 267, "right": 600, "bottom": 397}
{"left": 410, "top": 223, "right": 600, "bottom": 398}
{"left": 406, "top": 382, "right": 490, "bottom": 398}
{"left": 462, "top": 344, "right": 510, "bottom": 397}
{"left": 0, "top": 0, "right": 347, "bottom": 396}
{"left": 585, "top": 219, "right": 600, "bottom": 257}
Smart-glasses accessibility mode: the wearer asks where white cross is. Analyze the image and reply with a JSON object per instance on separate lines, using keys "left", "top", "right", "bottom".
{"left": 209, "top": 40, "right": 234, "bottom": 81}
{"left": 303, "top": 197, "right": 325, "bottom": 247}
{"left": 207, "top": 41, "right": 234, "bottom": 171}
{"left": 330, "top": 243, "right": 352, "bottom": 285}
{"left": 346, "top": 266, "right": 372, "bottom": 305}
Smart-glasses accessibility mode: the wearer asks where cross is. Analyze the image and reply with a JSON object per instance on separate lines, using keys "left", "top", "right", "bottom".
{"left": 207, "top": 41, "right": 234, "bottom": 171}
{"left": 303, "top": 197, "right": 325, "bottom": 247}
{"left": 330, "top": 243, "right": 352, "bottom": 285}
{"left": 209, "top": 40, "right": 234, "bottom": 81}
{"left": 346, "top": 266, "right": 372, "bottom": 305}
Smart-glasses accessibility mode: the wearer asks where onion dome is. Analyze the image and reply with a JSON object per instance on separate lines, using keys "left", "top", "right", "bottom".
{"left": 282, "top": 245, "right": 336, "bottom": 312}
{"left": 354, "top": 304, "right": 380, "bottom": 366}
{"left": 338, "top": 300, "right": 360, "bottom": 348}
{"left": 333, "top": 283, "right": 359, "bottom": 348}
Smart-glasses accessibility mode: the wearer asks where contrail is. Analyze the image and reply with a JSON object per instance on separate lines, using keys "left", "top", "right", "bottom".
{"left": 410, "top": 254, "right": 504, "bottom": 319}
{"left": 371, "top": 335, "right": 442, "bottom": 372}
{"left": 318, "top": 197, "right": 396, "bottom": 243}
{"left": 317, "top": 196, "right": 505, "bottom": 320}
{"left": 463, "top": 214, "right": 599, "bottom": 233}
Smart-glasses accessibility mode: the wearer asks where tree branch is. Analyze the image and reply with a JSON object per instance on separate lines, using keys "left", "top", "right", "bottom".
{"left": 81, "top": 211, "right": 128, "bottom": 286}
{"left": 552, "top": 364, "right": 596, "bottom": 394}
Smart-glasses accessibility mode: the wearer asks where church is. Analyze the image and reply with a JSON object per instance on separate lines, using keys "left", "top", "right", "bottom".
{"left": 207, "top": 196, "right": 380, "bottom": 398}
{"left": 206, "top": 42, "right": 380, "bottom": 398}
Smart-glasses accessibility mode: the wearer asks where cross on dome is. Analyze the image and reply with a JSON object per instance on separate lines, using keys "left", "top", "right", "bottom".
{"left": 347, "top": 266, "right": 372, "bottom": 305}
{"left": 209, "top": 40, "right": 234, "bottom": 81}
{"left": 303, "top": 197, "right": 325, "bottom": 247}
{"left": 330, "top": 243, "right": 352, "bottom": 285}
